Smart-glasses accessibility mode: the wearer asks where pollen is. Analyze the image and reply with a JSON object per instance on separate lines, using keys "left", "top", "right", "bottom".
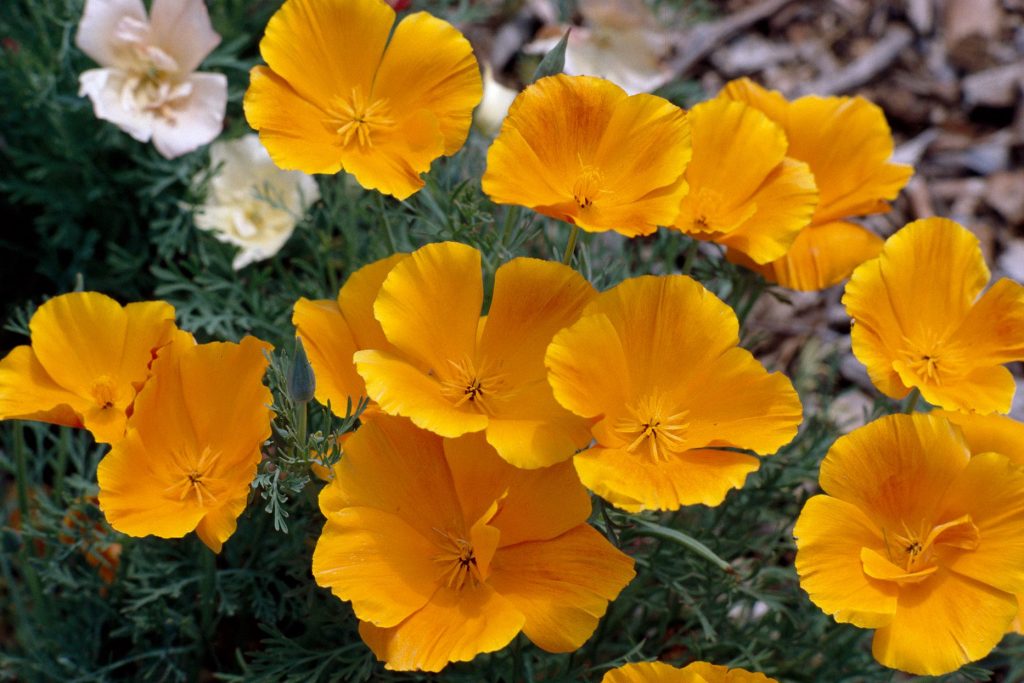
{"left": 572, "top": 165, "right": 604, "bottom": 209}
{"left": 333, "top": 87, "right": 395, "bottom": 148}
{"left": 433, "top": 530, "right": 482, "bottom": 591}
{"left": 614, "top": 394, "right": 689, "bottom": 461}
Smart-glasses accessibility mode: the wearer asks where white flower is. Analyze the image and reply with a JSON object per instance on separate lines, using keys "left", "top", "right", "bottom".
{"left": 525, "top": 0, "right": 675, "bottom": 96}
{"left": 75, "top": 0, "right": 227, "bottom": 159}
{"left": 474, "top": 64, "right": 519, "bottom": 136}
{"left": 194, "top": 135, "right": 320, "bottom": 270}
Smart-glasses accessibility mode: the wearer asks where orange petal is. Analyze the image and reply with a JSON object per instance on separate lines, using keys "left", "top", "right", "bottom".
{"left": 358, "top": 584, "right": 524, "bottom": 672}
{"left": 731, "top": 220, "right": 883, "bottom": 292}
{"left": 293, "top": 298, "right": 364, "bottom": 414}
{"left": 794, "top": 495, "right": 898, "bottom": 628}
{"left": 338, "top": 253, "right": 408, "bottom": 351}
{"left": 935, "top": 410, "right": 1024, "bottom": 467}
{"left": 817, "top": 414, "right": 968, "bottom": 534}
{"left": 603, "top": 661, "right": 704, "bottom": 683}
{"left": 683, "top": 662, "right": 779, "bottom": 683}
{"left": 872, "top": 568, "right": 1017, "bottom": 676}
{"left": 489, "top": 458, "right": 592, "bottom": 547}
{"left": 373, "top": 11, "right": 482, "bottom": 155}
{"left": 313, "top": 506, "right": 440, "bottom": 627}
{"left": 488, "top": 525, "right": 634, "bottom": 652}
{"left": 950, "top": 278, "right": 1024, "bottom": 365}
{"left": 195, "top": 497, "right": 247, "bottom": 554}
{"left": 546, "top": 311, "right": 633, "bottom": 420}
{"left": 0, "top": 345, "right": 87, "bottom": 429}
{"left": 575, "top": 446, "right": 761, "bottom": 512}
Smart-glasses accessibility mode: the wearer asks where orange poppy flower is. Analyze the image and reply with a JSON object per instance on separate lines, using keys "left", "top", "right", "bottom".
{"left": 244, "top": 0, "right": 482, "bottom": 200}
{"left": 312, "top": 415, "right": 635, "bottom": 672}
{"left": 720, "top": 78, "right": 912, "bottom": 290}
{"left": 293, "top": 253, "right": 407, "bottom": 417}
{"left": 0, "top": 291, "right": 177, "bottom": 443}
{"left": 354, "top": 241, "right": 595, "bottom": 469}
{"left": 602, "top": 661, "right": 778, "bottom": 683}
{"left": 672, "top": 97, "right": 817, "bottom": 264}
{"left": 59, "top": 496, "right": 122, "bottom": 585}
{"left": 97, "top": 334, "right": 274, "bottom": 553}
{"left": 843, "top": 217, "right": 1024, "bottom": 414}
{"left": 794, "top": 413, "right": 1024, "bottom": 675}
{"left": 545, "top": 275, "right": 802, "bottom": 511}
{"left": 482, "top": 74, "right": 691, "bottom": 237}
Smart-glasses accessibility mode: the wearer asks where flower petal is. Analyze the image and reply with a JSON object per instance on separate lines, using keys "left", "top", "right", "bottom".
{"left": 818, "top": 413, "right": 968, "bottom": 533}
{"left": 950, "top": 278, "right": 1024, "bottom": 365}
{"left": 488, "top": 525, "right": 634, "bottom": 652}
{"left": 936, "top": 410, "right": 1024, "bottom": 467}
{"left": 731, "top": 220, "right": 883, "bottom": 292}
{"left": 149, "top": 0, "right": 220, "bottom": 74}
{"left": 75, "top": 0, "right": 147, "bottom": 67}
{"left": 373, "top": 11, "right": 482, "bottom": 155}
{"left": 258, "top": 0, "right": 392, "bottom": 109}
{"left": 546, "top": 311, "right": 632, "bottom": 420}
{"left": 358, "top": 584, "right": 525, "bottom": 672}
{"left": 603, "top": 661, "right": 704, "bottom": 683}
{"left": 313, "top": 506, "right": 440, "bottom": 628}
{"left": 872, "top": 568, "right": 1017, "bottom": 676}
{"left": 0, "top": 346, "right": 87, "bottom": 429}
{"left": 194, "top": 498, "right": 246, "bottom": 554}
{"left": 574, "top": 446, "right": 761, "bottom": 512}
{"left": 338, "top": 253, "right": 407, "bottom": 350}
{"left": 683, "top": 662, "right": 779, "bottom": 683}
{"left": 150, "top": 72, "right": 226, "bottom": 159}
{"left": 293, "top": 298, "right": 365, "bottom": 414}
{"left": 244, "top": 66, "right": 343, "bottom": 174}
{"left": 490, "top": 460, "right": 592, "bottom": 547}
{"left": 794, "top": 495, "right": 898, "bottom": 628}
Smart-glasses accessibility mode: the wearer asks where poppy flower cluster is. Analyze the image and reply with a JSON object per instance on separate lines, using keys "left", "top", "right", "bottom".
{"left": 0, "top": 292, "right": 275, "bottom": 553}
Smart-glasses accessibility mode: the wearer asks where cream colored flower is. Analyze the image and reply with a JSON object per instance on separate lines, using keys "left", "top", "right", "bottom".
{"left": 75, "top": 0, "right": 227, "bottom": 159}
{"left": 474, "top": 64, "right": 519, "bottom": 137}
{"left": 525, "top": 0, "right": 675, "bottom": 96}
{"left": 194, "top": 135, "right": 320, "bottom": 270}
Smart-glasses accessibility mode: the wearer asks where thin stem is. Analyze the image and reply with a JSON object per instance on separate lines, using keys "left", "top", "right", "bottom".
{"left": 501, "top": 206, "right": 520, "bottom": 247}
{"left": 54, "top": 428, "right": 70, "bottom": 504}
{"left": 199, "top": 545, "right": 217, "bottom": 645}
{"left": 375, "top": 193, "right": 399, "bottom": 254}
{"left": 295, "top": 401, "right": 308, "bottom": 454}
{"left": 561, "top": 224, "right": 579, "bottom": 266}
{"left": 904, "top": 387, "right": 921, "bottom": 414}
{"left": 13, "top": 424, "right": 28, "bottom": 519}
{"left": 598, "top": 498, "right": 621, "bottom": 548}
{"left": 680, "top": 239, "right": 700, "bottom": 276}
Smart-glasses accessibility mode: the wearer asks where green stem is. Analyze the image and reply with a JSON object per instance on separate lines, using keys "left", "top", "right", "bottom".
{"left": 501, "top": 206, "right": 520, "bottom": 247}
{"left": 904, "top": 387, "right": 921, "bottom": 414}
{"left": 54, "top": 428, "right": 70, "bottom": 504}
{"left": 199, "top": 546, "right": 217, "bottom": 645}
{"left": 598, "top": 498, "right": 621, "bottom": 548}
{"left": 561, "top": 224, "right": 579, "bottom": 266}
{"left": 375, "top": 193, "right": 399, "bottom": 254}
{"left": 13, "top": 424, "right": 28, "bottom": 519}
{"left": 680, "top": 239, "right": 700, "bottom": 276}
{"left": 295, "top": 401, "right": 308, "bottom": 454}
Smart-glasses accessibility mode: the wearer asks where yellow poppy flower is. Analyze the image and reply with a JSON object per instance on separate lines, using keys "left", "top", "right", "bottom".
{"left": 354, "top": 241, "right": 596, "bottom": 469}
{"left": 843, "top": 217, "right": 1024, "bottom": 414}
{"left": 794, "top": 413, "right": 1024, "bottom": 675}
{"left": 97, "top": 334, "right": 274, "bottom": 553}
{"left": 244, "top": 0, "right": 482, "bottom": 200}
{"left": 602, "top": 660, "right": 778, "bottom": 683}
{"left": 293, "top": 253, "right": 407, "bottom": 417}
{"left": 482, "top": 74, "right": 691, "bottom": 237}
{"left": 720, "top": 78, "right": 912, "bottom": 290}
{"left": 545, "top": 275, "right": 802, "bottom": 512}
{"left": 312, "top": 415, "right": 635, "bottom": 672}
{"left": 0, "top": 291, "right": 177, "bottom": 444}
{"left": 934, "top": 409, "right": 1024, "bottom": 633}
{"left": 672, "top": 98, "right": 817, "bottom": 264}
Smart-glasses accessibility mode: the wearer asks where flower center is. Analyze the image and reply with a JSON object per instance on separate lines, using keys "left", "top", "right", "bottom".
{"left": 433, "top": 531, "right": 482, "bottom": 591}
{"left": 899, "top": 331, "right": 959, "bottom": 387}
{"left": 438, "top": 356, "right": 506, "bottom": 415}
{"left": 90, "top": 376, "right": 118, "bottom": 410}
{"left": 572, "top": 165, "right": 604, "bottom": 209}
{"left": 332, "top": 87, "right": 394, "bottom": 148}
{"left": 614, "top": 394, "right": 689, "bottom": 461}
{"left": 878, "top": 515, "right": 979, "bottom": 576}
{"left": 164, "top": 446, "right": 222, "bottom": 507}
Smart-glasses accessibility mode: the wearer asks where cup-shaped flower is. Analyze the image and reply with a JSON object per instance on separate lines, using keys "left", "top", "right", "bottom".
{"left": 353, "top": 241, "right": 596, "bottom": 469}
{"left": 97, "top": 335, "right": 274, "bottom": 553}
{"left": 545, "top": 275, "right": 803, "bottom": 511}
{"left": 933, "top": 410, "right": 1024, "bottom": 633}
{"left": 720, "top": 78, "right": 912, "bottom": 290}
{"left": 75, "top": 0, "right": 227, "bottom": 159}
{"left": 0, "top": 291, "right": 177, "bottom": 443}
{"left": 843, "top": 217, "right": 1024, "bottom": 414}
{"left": 312, "top": 415, "right": 635, "bottom": 672}
{"left": 482, "top": 74, "right": 692, "bottom": 237}
{"left": 244, "top": 0, "right": 482, "bottom": 200}
{"left": 293, "top": 253, "right": 408, "bottom": 418}
{"left": 794, "top": 413, "right": 1024, "bottom": 675}
{"left": 195, "top": 134, "right": 320, "bottom": 270}
{"left": 672, "top": 98, "right": 817, "bottom": 264}
{"left": 602, "top": 660, "right": 778, "bottom": 683}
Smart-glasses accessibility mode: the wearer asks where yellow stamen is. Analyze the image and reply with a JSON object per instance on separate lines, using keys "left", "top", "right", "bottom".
{"left": 333, "top": 87, "right": 394, "bottom": 148}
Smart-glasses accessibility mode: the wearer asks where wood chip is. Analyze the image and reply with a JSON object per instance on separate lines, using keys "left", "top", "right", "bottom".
{"left": 962, "top": 62, "right": 1024, "bottom": 108}
{"left": 796, "top": 25, "right": 913, "bottom": 95}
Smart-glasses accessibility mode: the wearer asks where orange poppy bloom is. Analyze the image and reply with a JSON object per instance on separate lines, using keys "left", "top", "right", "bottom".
{"left": 545, "top": 275, "right": 802, "bottom": 511}
{"left": 59, "top": 496, "right": 122, "bottom": 585}
{"left": 672, "top": 97, "right": 817, "bottom": 264}
{"left": 794, "top": 413, "right": 1024, "bottom": 675}
{"left": 720, "top": 78, "right": 912, "bottom": 290}
{"left": 0, "top": 291, "right": 177, "bottom": 443}
{"left": 97, "top": 335, "right": 274, "bottom": 553}
{"left": 843, "top": 217, "right": 1024, "bottom": 414}
{"left": 244, "top": 0, "right": 482, "bottom": 200}
{"left": 293, "top": 253, "right": 407, "bottom": 417}
{"left": 603, "top": 661, "right": 778, "bottom": 682}
{"left": 482, "top": 74, "right": 691, "bottom": 237}
{"left": 354, "top": 241, "right": 595, "bottom": 469}
{"left": 312, "top": 416, "right": 635, "bottom": 672}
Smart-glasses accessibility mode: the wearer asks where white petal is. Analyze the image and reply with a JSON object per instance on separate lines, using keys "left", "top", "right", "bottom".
{"left": 149, "top": 0, "right": 221, "bottom": 74}
{"left": 78, "top": 67, "right": 154, "bottom": 142}
{"left": 75, "top": 0, "right": 147, "bottom": 67}
{"left": 150, "top": 72, "right": 226, "bottom": 159}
